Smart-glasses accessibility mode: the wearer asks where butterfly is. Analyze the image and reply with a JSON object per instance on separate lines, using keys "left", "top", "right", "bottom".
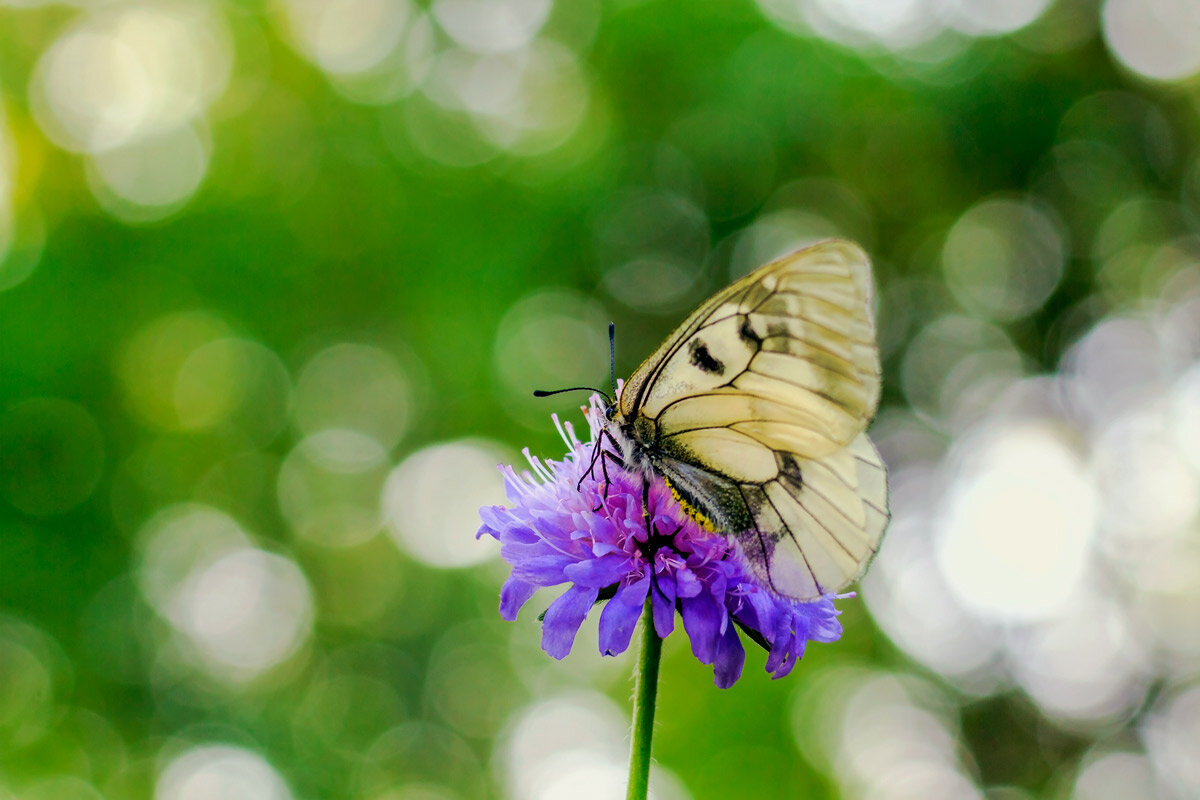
{"left": 597, "top": 239, "right": 888, "bottom": 602}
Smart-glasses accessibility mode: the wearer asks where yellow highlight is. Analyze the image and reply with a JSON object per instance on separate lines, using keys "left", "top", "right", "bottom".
{"left": 663, "top": 476, "right": 716, "bottom": 532}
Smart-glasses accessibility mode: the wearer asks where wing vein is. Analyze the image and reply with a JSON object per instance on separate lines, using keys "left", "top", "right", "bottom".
{"left": 750, "top": 310, "right": 876, "bottom": 346}
{"left": 762, "top": 488, "right": 823, "bottom": 595}
{"left": 738, "top": 485, "right": 777, "bottom": 591}
{"left": 745, "top": 359, "right": 864, "bottom": 415}
{"left": 793, "top": 476, "right": 879, "bottom": 555}
{"left": 795, "top": 489, "right": 860, "bottom": 560}
{"left": 629, "top": 282, "right": 759, "bottom": 413}
{"left": 759, "top": 332, "right": 874, "bottom": 364}
{"left": 755, "top": 345, "right": 871, "bottom": 382}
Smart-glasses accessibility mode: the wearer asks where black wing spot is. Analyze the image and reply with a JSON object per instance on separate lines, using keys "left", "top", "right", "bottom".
{"left": 738, "top": 315, "right": 763, "bottom": 348}
{"left": 688, "top": 339, "right": 725, "bottom": 375}
{"left": 777, "top": 452, "right": 804, "bottom": 487}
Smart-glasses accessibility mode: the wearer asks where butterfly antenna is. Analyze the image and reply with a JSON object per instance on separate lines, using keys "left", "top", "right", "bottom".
{"left": 532, "top": 386, "right": 613, "bottom": 406}
{"left": 608, "top": 322, "right": 617, "bottom": 401}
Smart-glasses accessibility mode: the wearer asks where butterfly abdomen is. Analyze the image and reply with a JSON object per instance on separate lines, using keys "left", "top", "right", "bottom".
{"left": 662, "top": 476, "right": 717, "bottom": 532}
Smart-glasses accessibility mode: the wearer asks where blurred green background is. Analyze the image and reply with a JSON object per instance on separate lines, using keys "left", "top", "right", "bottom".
{"left": 2, "top": 0, "right": 1200, "bottom": 798}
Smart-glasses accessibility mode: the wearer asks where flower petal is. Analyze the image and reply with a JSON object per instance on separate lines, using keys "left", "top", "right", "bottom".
{"left": 478, "top": 508, "right": 539, "bottom": 543}
{"left": 771, "top": 647, "right": 801, "bottom": 679}
{"left": 500, "top": 469, "right": 529, "bottom": 500}
{"left": 533, "top": 514, "right": 577, "bottom": 541}
{"left": 808, "top": 604, "right": 844, "bottom": 642}
{"left": 511, "top": 554, "right": 573, "bottom": 585}
{"left": 592, "top": 540, "right": 624, "bottom": 557}
{"left": 765, "top": 611, "right": 797, "bottom": 674}
{"left": 499, "top": 577, "right": 539, "bottom": 621}
{"left": 588, "top": 516, "right": 623, "bottom": 548}
{"left": 713, "top": 619, "right": 746, "bottom": 688}
{"left": 675, "top": 567, "right": 702, "bottom": 599}
{"left": 563, "top": 553, "right": 633, "bottom": 588}
{"left": 541, "top": 585, "right": 599, "bottom": 660}
{"left": 598, "top": 571, "right": 650, "bottom": 656}
{"left": 737, "top": 589, "right": 776, "bottom": 636}
{"left": 650, "top": 574, "right": 676, "bottom": 638}
{"left": 680, "top": 592, "right": 725, "bottom": 664}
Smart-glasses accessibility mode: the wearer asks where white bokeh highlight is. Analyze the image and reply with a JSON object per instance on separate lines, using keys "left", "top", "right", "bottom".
{"left": 171, "top": 548, "right": 314, "bottom": 675}
{"left": 498, "top": 691, "right": 689, "bottom": 800}
{"left": 1142, "top": 685, "right": 1200, "bottom": 798}
{"left": 812, "top": 672, "right": 985, "bottom": 800}
{"left": 137, "top": 504, "right": 314, "bottom": 681}
{"left": 1102, "top": 0, "right": 1200, "bottom": 82}
{"left": 277, "top": 429, "right": 390, "bottom": 549}
{"left": 942, "top": 197, "right": 1066, "bottom": 321}
{"left": 30, "top": 3, "right": 232, "bottom": 154}
{"left": 383, "top": 439, "right": 508, "bottom": 568}
{"left": 936, "top": 421, "right": 1098, "bottom": 622}
{"left": 433, "top": 0, "right": 551, "bottom": 53}
{"left": 86, "top": 123, "right": 211, "bottom": 218}
{"left": 1005, "top": 586, "right": 1150, "bottom": 724}
{"left": 1073, "top": 750, "right": 1162, "bottom": 800}
{"left": 156, "top": 744, "right": 293, "bottom": 800}
{"left": 293, "top": 343, "right": 414, "bottom": 449}
{"left": 276, "top": 0, "right": 413, "bottom": 75}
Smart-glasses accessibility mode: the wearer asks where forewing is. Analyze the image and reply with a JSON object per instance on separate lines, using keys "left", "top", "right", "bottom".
{"left": 620, "top": 240, "right": 880, "bottom": 463}
{"left": 732, "top": 432, "right": 889, "bottom": 601}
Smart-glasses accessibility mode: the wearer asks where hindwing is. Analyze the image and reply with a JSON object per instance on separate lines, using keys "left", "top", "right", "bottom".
{"left": 731, "top": 432, "right": 888, "bottom": 599}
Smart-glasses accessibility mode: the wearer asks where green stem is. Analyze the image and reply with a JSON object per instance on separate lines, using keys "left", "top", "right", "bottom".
{"left": 626, "top": 594, "right": 662, "bottom": 800}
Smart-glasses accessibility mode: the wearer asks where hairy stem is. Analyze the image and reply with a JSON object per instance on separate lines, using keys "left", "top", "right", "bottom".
{"left": 626, "top": 593, "right": 662, "bottom": 800}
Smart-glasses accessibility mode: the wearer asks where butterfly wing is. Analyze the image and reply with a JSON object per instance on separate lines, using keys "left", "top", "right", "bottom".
{"left": 731, "top": 432, "right": 888, "bottom": 599}
{"left": 616, "top": 239, "right": 887, "bottom": 600}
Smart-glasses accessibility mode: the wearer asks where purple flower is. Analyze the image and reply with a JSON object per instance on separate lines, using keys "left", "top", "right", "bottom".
{"left": 477, "top": 396, "right": 845, "bottom": 688}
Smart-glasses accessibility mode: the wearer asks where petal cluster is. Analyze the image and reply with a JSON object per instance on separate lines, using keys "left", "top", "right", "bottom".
{"left": 477, "top": 398, "right": 844, "bottom": 688}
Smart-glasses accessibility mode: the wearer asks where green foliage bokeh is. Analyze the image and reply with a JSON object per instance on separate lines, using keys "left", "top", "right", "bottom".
{"left": 2, "top": 1, "right": 1199, "bottom": 799}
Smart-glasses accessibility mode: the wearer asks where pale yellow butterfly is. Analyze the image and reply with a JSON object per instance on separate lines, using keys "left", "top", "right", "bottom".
{"left": 604, "top": 239, "right": 888, "bottom": 602}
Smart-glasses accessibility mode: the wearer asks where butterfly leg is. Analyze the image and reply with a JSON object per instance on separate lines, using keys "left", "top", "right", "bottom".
{"left": 576, "top": 439, "right": 605, "bottom": 492}
{"left": 578, "top": 429, "right": 627, "bottom": 511}
{"left": 592, "top": 446, "right": 627, "bottom": 511}
{"left": 642, "top": 478, "right": 651, "bottom": 536}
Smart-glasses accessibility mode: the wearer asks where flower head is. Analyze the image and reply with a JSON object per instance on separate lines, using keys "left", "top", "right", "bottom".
{"left": 477, "top": 396, "right": 845, "bottom": 688}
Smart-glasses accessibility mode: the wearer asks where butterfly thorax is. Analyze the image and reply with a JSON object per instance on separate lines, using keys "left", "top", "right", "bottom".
{"left": 609, "top": 412, "right": 656, "bottom": 477}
